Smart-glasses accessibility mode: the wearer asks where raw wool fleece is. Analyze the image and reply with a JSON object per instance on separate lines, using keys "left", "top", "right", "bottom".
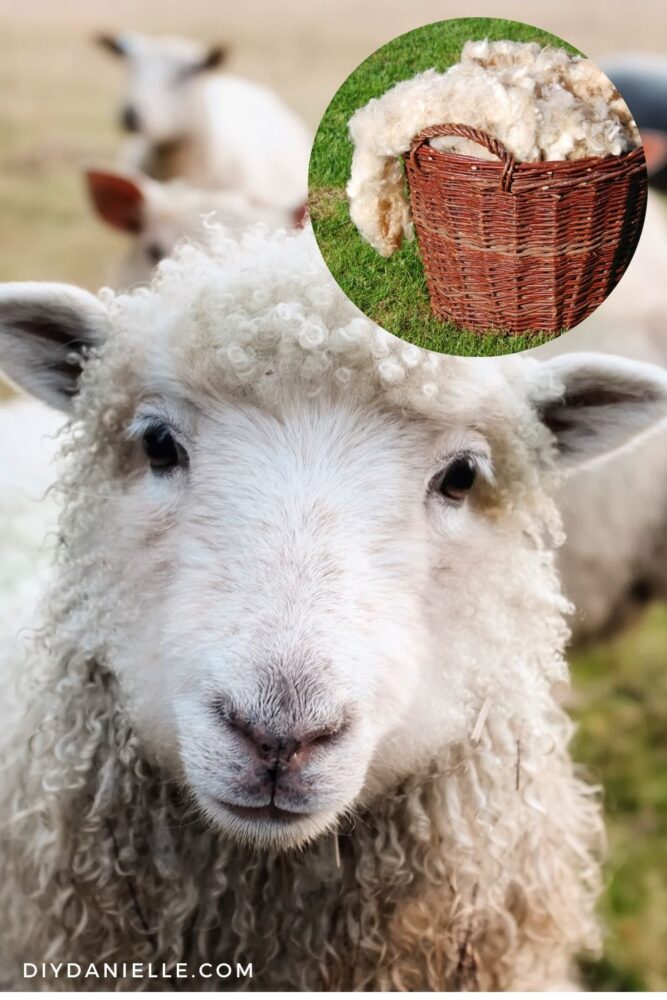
{"left": 347, "top": 40, "right": 641, "bottom": 256}
{"left": 0, "top": 227, "right": 603, "bottom": 990}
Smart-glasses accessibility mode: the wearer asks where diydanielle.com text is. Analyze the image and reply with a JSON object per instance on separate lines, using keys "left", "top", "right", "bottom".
{"left": 24, "top": 961, "right": 253, "bottom": 982}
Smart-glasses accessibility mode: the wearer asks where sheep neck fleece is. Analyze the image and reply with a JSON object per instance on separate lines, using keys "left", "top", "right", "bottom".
{"left": 2, "top": 655, "right": 602, "bottom": 992}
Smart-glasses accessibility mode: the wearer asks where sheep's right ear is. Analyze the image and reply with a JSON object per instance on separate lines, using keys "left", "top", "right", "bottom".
{"left": 538, "top": 352, "right": 667, "bottom": 468}
{"left": 95, "top": 33, "right": 128, "bottom": 57}
{"left": 0, "top": 283, "right": 109, "bottom": 412}
{"left": 85, "top": 169, "right": 146, "bottom": 233}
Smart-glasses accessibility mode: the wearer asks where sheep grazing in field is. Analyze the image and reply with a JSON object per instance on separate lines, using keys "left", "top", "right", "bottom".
{"left": 1, "top": 228, "right": 667, "bottom": 991}
{"left": 96, "top": 32, "right": 311, "bottom": 213}
{"left": 536, "top": 190, "right": 667, "bottom": 644}
{"left": 347, "top": 40, "right": 640, "bottom": 256}
{"left": 84, "top": 167, "right": 299, "bottom": 286}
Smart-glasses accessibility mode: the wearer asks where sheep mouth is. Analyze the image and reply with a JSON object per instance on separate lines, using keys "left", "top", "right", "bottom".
{"left": 214, "top": 799, "right": 312, "bottom": 823}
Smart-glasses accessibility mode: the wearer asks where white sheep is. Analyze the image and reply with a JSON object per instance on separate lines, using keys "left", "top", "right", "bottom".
{"left": 97, "top": 32, "right": 312, "bottom": 213}
{"left": 0, "top": 395, "right": 60, "bottom": 628}
{"left": 1, "top": 228, "right": 666, "bottom": 990}
{"left": 84, "top": 167, "right": 300, "bottom": 286}
{"left": 536, "top": 190, "right": 667, "bottom": 643}
{"left": 347, "top": 40, "right": 640, "bottom": 256}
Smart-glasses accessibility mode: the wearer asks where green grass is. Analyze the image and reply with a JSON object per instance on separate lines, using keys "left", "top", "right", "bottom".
{"left": 309, "top": 18, "right": 580, "bottom": 355}
{"left": 571, "top": 605, "right": 667, "bottom": 991}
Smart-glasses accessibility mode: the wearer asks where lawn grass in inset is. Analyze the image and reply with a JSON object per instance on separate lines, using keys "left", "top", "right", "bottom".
{"left": 309, "top": 18, "right": 580, "bottom": 356}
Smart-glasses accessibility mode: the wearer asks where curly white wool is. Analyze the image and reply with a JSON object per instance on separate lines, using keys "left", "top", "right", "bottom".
{"left": 8, "top": 226, "right": 655, "bottom": 989}
{"left": 347, "top": 40, "right": 641, "bottom": 255}
{"left": 106, "top": 225, "right": 498, "bottom": 419}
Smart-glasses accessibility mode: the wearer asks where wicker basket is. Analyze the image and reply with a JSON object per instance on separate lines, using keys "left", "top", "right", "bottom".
{"left": 403, "top": 123, "right": 647, "bottom": 335}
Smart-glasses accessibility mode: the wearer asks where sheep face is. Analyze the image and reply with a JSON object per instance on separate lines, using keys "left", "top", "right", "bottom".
{"left": 2, "top": 233, "right": 667, "bottom": 850}
{"left": 109, "top": 394, "right": 484, "bottom": 849}
{"left": 97, "top": 33, "right": 226, "bottom": 143}
{"left": 85, "top": 170, "right": 222, "bottom": 284}
{"left": 84, "top": 170, "right": 294, "bottom": 288}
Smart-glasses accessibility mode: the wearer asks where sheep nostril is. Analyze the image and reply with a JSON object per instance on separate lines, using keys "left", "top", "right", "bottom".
{"left": 302, "top": 719, "right": 349, "bottom": 751}
{"left": 218, "top": 707, "right": 349, "bottom": 767}
{"left": 277, "top": 722, "right": 348, "bottom": 766}
{"left": 222, "top": 712, "right": 278, "bottom": 762}
{"left": 121, "top": 105, "right": 141, "bottom": 132}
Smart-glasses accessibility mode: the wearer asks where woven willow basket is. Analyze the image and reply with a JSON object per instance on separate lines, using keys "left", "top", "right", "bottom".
{"left": 403, "top": 123, "right": 647, "bottom": 335}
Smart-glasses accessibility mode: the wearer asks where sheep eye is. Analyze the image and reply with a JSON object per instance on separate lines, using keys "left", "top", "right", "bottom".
{"left": 142, "top": 424, "right": 188, "bottom": 473}
{"left": 435, "top": 456, "right": 477, "bottom": 502}
{"left": 146, "top": 242, "right": 165, "bottom": 265}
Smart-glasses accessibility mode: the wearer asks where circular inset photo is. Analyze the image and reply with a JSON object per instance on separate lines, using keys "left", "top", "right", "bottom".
{"left": 309, "top": 17, "right": 648, "bottom": 356}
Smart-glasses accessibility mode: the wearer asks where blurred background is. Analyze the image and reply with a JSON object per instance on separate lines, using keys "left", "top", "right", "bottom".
{"left": 0, "top": 0, "right": 665, "bottom": 988}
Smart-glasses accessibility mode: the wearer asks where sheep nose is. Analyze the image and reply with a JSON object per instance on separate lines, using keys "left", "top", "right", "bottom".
{"left": 121, "top": 105, "right": 141, "bottom": 132}
{"left": 225, "top": 712, "right": 345, "bottom": 770}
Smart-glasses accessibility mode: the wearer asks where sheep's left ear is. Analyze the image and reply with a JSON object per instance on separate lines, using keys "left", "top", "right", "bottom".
{"left": 0, "top": 283, "right": 109, "bottom": 412}
{"left": 95, "top": 33, "right": 128, "bottom": 58}
{"left": 538, "top": 352, "right": 667, "bottom": 468}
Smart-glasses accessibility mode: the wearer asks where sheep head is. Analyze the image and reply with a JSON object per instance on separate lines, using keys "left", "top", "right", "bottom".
{"left": 84, "top": 168, "right": 294, "bottom": 287}
{"left": 85, "top": 169, "right": 192, "bottom": 281}
{"left": 95, "top": 32, "right": 228, "bottom": 143}
{"left": 1, "top": 230, "right": 666, "bottom": 851}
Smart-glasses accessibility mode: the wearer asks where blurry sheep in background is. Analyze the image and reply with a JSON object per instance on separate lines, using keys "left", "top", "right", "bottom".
{"left": 96, "top": 32, "right": 312, "bottom": 213}
{"left": 85, "top": 168, "right": 300, "bottom": 286}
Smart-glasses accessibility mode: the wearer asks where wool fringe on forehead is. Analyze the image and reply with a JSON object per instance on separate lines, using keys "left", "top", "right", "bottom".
{"left": 95, "top": 225, "right": 557, "bottom": 450}
{"left": 0, "top": 650, "right": 602, "bottom": 991}
{"left": 105, "top": 225, "right": 459, "bottom": 413}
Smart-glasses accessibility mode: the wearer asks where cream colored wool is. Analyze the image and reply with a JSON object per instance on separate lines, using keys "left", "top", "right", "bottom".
{"left": 347, "top": 40, "right": 640, "bottom": 255}
{"left": 8, "top": 226, "right": 667, "bottom": 989}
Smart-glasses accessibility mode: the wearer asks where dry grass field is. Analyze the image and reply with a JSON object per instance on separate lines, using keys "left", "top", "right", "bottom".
{"left": 1, "top": 0, "right": 666, "bottom": 289}
{"left": 1, "top": 0, "right": 666, "bottom": 987}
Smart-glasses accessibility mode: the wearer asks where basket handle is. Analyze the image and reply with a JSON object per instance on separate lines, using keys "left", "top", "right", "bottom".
{"left": 409, "top": 123, "right": 517, "bottom": 193}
